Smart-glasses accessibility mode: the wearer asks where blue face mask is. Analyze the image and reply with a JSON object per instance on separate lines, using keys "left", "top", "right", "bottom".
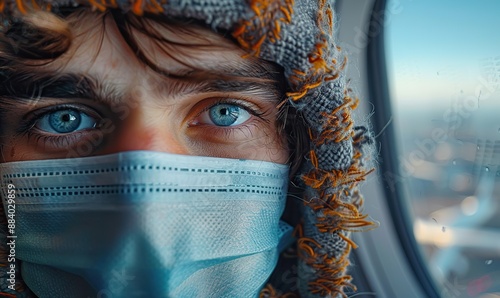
{"left": 0, "top": 151, "right": 293, "bottom": 298}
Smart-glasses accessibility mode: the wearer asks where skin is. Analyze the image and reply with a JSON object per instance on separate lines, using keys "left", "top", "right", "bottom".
{"left": 0, "top": 12, "right": 288, "bottom": 164}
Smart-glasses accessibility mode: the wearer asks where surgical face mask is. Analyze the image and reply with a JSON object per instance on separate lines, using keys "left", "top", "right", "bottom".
{"left": 0, "top": 151, "right": 293, "bottom": 298}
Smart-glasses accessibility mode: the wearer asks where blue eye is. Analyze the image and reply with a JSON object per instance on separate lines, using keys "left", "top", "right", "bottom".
{"left": 202, "top": 103, "right": 251, "bottom": 127}
{"left": 35, "top": 109, "right": 98, "bottom": 133}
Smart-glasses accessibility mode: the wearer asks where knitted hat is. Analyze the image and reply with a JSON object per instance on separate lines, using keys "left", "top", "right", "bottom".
{"left": 0, "top": 1, "right": 376, "bottom": 297}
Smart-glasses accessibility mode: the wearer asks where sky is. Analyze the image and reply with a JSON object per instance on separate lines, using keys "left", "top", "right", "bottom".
{"left": 385, "top": 0, "right": 500, "bottom": 107}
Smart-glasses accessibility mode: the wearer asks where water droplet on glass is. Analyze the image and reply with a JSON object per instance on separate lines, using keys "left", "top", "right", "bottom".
{"left": 485, "top": 167, "right": 490, "bottom": 172}
{"left": 485, "top": 260, "right": 493, "bottom": 265}
{"left": 442, "top": 226, "right": 446, "bottom": 232}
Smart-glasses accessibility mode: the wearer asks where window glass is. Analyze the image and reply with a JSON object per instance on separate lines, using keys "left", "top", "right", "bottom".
{"left": 386, "top": 1, "right": 500, "bottom": 297}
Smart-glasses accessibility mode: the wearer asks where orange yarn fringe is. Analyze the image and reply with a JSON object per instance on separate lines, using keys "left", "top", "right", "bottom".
{"left": 232, "top": 0, "right": 294, "bottom": 57}
{"left": 296, "top": 90, "right": 376, "bottom": 296}
{"left": 281, "top": 1, "right": 375, "bottom": 296}
{"left": 260, "top": 284, "right": 298, "bottom": 298}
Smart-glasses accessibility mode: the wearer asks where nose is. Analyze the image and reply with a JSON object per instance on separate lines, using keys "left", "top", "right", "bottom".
{"left": 98, "top": 107, "right": 189, "bottom": 156}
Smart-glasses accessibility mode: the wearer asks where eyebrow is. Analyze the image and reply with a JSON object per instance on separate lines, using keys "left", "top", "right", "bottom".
{"left": 0, "top": 71, "right": 122, "bottom": 103}
{"left": 0, "top": 65, "right": 284, "bottom": 104}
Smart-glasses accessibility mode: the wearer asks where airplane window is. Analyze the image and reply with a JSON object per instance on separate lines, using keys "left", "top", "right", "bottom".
{"left": 385, "top": 1, "right": 500, "bottom": 297}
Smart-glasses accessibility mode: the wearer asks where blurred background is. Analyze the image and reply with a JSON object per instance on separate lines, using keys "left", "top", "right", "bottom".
{"left": 337, "top": 1, "right": 500, "bottom": 297}
{"left": 387, "top": 1, "right": 500, "bottom": 296}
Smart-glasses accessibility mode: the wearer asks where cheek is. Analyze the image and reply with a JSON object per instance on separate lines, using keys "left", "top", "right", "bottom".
{"left": 188, "top": 128, "right": 289, "bottom": 164}
{"left": 0, "top": 142, "right": 15, "bottom": 163}
{"left": 253, "top": 132, "right": 289, "bottom": 164}
{"left": 236, "top": 142, "right": 286, "bottom": 163}
{"left": 0, "top": 140, "right": 41, "bottom": 162}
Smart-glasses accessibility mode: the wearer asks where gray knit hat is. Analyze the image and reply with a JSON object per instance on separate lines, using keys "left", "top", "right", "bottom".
{"left": 0, "top": 1, "right": 375, "bottom": 297}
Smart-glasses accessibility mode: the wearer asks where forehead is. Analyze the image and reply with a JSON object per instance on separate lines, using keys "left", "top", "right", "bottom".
{"left": 46, "top": 11, "right": 266, "bottom": 87}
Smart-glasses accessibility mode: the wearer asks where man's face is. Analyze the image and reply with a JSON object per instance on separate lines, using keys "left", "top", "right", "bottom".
{"left": 0, "top": 12, "right": 288, "bottom": 164}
